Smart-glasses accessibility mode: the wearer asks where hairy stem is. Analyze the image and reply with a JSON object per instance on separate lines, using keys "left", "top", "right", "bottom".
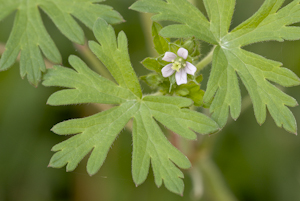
{"left": 196, "top": 46, "right": 215, "bottom": 73}
{"left": 196, "top": 157, "right": 238, "bottom": 201}
{"left": 186, "top": 94, "right": 252, "bottom": 200}
{"left": 0, "top": 43, "right": 5, "bottom": 55}
{"left": 139, "top": 13, "right": 158, "bottom": 57}
{"left": 188, "top": 0, "right": 196, "bottom": 5}
{"left": 188, "top": 137, "right": 238, "bottom": 201}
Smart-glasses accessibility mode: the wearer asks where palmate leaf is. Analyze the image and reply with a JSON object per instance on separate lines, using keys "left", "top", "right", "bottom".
{"left": 43, "top": 19, "right": 219, "bottom": 195}
{"left": 131, "top": 0, "right": 300, "bottom": 133}
{"left": 0, "top": 0, "right": 123, "bottom": 86}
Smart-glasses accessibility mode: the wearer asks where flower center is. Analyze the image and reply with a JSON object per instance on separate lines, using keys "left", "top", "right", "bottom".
{"left": 171, "top": 57, "right": 186, "bottom": 72}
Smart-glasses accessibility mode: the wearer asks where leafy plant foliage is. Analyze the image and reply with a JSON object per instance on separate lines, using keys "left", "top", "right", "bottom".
{"left": 131, "top": 0, "right": 300, "bottom": 133}
{"left": 141, "top": 22, "right": 205, "bottom": 106}
{"left": 0, "top": 0, "right": 123, "bottom": 86}
{"left": 43, "top": 19, "right": 219, "bottom": 195}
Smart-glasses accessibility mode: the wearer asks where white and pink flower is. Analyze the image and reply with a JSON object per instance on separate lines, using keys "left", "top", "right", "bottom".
{"left": 161, "top": 47, "right": 197, "bottom": 85}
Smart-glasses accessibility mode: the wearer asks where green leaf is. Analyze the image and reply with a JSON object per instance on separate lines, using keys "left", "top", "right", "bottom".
{"left": 43, "top": 56, "right": 137, "bottom": 105}
{"left": 44, "top": 19, "right": 219, "bottom": 195}
{"left": 152, "top": 22, "right": 170, "bottom": 54}
{"left": 224, "top": 0, "right": 300, "bottom": 47}
{"left": 232, "top": 0, "right": 285, "bottom": 32}
{"left": 140, "top": 73, "right": 163, "bottom": 89}
{"left": 143, "top": 96, "right": 219, "bottom": 139}
{"left": 0, "top": 0, "right": 123, "bottom": 86}
{"left": 50, "top": 101, "right": 140, "bottom": 175}
{"left": 141, "top": 57, "right": 162, "bottom": 73}
{"left": 89, "top": 19, "right": 142, "bottom": 98}
{"left": 132, "top": 103, "right": 189, "bottom": 195}
{"left": 204, "top": 46, "right": 241, "bottom": 126}
{"left": 203, "top": 0, "right": 235, "bottom": 39}
{"left": 130, "top": 0, "right": 217, "bottom": 44}
{"left": 181, "top": 38, "right": 201, "bottom": 57}
{"left": 131, "top": 0, "right": 300, "bottom": 133}
{"left": 176, "top": 81, "right": 205, "bottom": 107}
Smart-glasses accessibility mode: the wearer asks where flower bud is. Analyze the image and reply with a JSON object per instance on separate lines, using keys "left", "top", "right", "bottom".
{"left": 182, "top": 40, "right": 195, "bottom": 54}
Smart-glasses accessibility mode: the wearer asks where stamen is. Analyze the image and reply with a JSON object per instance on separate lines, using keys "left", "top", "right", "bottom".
{"left": 172, "top": 63, "right": 182, "bottom": 72}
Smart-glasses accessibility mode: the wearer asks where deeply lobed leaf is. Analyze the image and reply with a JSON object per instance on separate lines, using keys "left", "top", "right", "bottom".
{"left": 0, "top": 0, "right": 123, "bottom": 86}
{"left": 132, "top": 103, "right": 190, "bottom": 195}
{"left": 44, "top": 19, "right": 219, "bottom": 195}
{"left": 130, "top": 0, "right": 216, "bottom": 44}
{"left": 131, "top": 0, "right": 300, "bottom": 133}
{"left": 225, "top": 0, "right": 300, "bottom": 47}
{"left": 50, "top": 101, "right": 140, "bottom": 175}
{"left": 152, "top": 22, "right": 170, "bottom": 54}
{"left": 43, "top": 56, "right": 137, "bottom": 105}
{"left": 89, "top": 19, "right": 142, "bottom": 98}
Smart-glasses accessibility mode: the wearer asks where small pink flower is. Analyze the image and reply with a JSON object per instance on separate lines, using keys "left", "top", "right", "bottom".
{"left": 161, "top": 48, "right": 197, "bottom": 85}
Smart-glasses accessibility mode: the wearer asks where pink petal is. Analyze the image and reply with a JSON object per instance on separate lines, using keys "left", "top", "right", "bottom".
{"left": 175, "top": 69, "right": 187, "bottom": 85}
{"left": 161, "top": 64, "right": 175, "bottom": 77}
{"left": 177, "top": 48, "right": 188, "bottom": 59}
{"left": 185, "top": 62, "right": 197, "bottom": 75}
{"left": 162, "top": 52, "right": 177, "bottom": 62}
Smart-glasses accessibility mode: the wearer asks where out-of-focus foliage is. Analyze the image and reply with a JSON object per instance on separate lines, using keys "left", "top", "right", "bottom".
{"left": 0, "top": 65, "right": 73, "bottom": 201}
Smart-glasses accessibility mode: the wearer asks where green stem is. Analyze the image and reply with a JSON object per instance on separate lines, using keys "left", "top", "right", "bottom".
{"left": 196, "top": 46, "right": 215, "bottom": 73}
{"left": 201, "top": 95, "right": 253, "bottom": 152}
{"left": 139, "top": 13, "right": 158, "bottom": 57}
{"left": 197, "top": 157, "right": 238, "bottom": 201}
{"left": 187, "top": 0, "right": 196, "bottom": 5}
{"left": 189, "top": 166, "right": 204, "bottom": 200}
{"left": 151, "top": 91, "right": 163, "bottom": 96}
{"left": 0, "top": 43, "right": 6, "bottom": 55}
{"left": 188, "top": 94, "right": 252, "bottom": 200}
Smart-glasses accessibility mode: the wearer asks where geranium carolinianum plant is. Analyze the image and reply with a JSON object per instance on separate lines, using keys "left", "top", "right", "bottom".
{"left": 43, "top": 18, "right": 219, "bottom": 195}
{"left": 131, "top": 0, "right": 300, "bottom": 133}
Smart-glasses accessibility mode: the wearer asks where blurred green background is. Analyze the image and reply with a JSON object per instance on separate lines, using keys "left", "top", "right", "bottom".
{"left": 1, "top": 0, "right": 300, "bottom": 200}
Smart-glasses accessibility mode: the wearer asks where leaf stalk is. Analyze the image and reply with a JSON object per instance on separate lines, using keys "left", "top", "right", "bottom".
{"left": 195, "top": 46, "right": 215, "bottom": 74}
